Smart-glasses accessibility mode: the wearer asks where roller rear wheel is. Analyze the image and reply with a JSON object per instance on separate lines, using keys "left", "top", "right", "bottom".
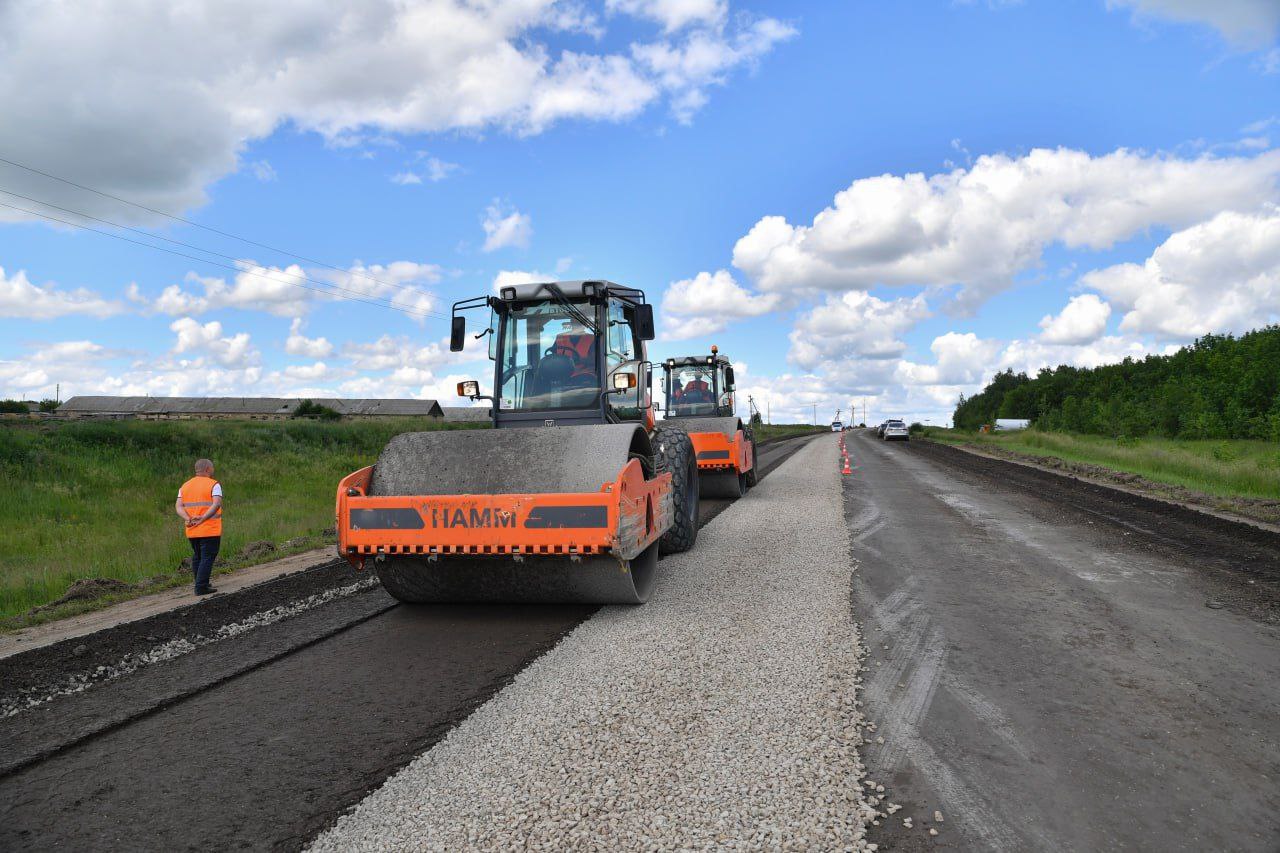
{"left": 653, "top": 426, "right": 698, "bottom": 554}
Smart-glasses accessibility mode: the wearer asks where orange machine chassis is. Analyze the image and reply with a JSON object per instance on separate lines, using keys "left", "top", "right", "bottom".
{"left": 688, "top": 429, "right": 754, "bottom": 475}
{"left": 336, "top": 460, "right": 672, "bottom": 569}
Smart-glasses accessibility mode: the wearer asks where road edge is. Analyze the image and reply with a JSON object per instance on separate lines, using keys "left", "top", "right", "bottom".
{"left": 921, "top": 436, "right": 1280, "bottom": 536}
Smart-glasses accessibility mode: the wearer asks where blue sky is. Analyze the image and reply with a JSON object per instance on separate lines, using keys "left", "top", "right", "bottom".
{"left": 1, "top": 0, "right": 1278, "bottom": 424}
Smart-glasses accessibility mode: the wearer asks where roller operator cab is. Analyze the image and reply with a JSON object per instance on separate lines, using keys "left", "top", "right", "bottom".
{"left": 660, "top": 346, "right": 758, "bottom": 500}
{"left": 335, "top": 280, "right": 701, "bottom": 605}
{"left": 453, "top": 280, "right": 659, "bottom": 429}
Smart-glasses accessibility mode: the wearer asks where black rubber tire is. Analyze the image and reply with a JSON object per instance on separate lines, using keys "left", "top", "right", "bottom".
{"left": 653, "top": 425, "right": 699, "bottom": 554}
{"left": 743, "top": 429, "right": 758, "bottom": 489}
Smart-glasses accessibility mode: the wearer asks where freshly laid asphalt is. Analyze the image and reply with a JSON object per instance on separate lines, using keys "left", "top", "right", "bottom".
{"left": 0, "top": 434, "right": 816, "bottom": 853}
{"left": 848, "top": 431, "right": 1280, "bottom": 851}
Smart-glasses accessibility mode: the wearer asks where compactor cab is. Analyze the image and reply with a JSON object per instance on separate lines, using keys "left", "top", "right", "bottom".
{"left": 450, "top": 280, "right": 658, "bottom": 429}
{"left": 335, "top": 280, "right": 700, "bottom": 605}
{"left": 660, "top": 347, "right": 757, "bottom": 499}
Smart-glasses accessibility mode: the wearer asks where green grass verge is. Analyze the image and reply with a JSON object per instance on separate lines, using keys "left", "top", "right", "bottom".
{"left": 921, "top": 427, "right": 1280, "bottom": 502}
{"left": 1, "top": 417, "right": 828, "bottom": 625}
{"left": 0, "top": 418, "right": 480, "bottom": 623}
{"left": 753, "top": 423, "right": 832, "bottom": 442}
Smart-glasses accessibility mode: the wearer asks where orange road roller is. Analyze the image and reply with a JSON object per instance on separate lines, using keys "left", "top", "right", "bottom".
{"left": 336, "top": 280, "right": 700, "bottom": 604}
{"left": 660, "top": 346, "right": 757, "bottom": 499}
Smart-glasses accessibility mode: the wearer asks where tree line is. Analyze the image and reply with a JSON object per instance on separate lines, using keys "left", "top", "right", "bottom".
{"left": 952, "top": 326, "right": 1280, "bottom": 440}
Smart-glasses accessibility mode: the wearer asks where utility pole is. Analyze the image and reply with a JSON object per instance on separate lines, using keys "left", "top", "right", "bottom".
{"left": 812, "top": 404, "right": 817, "bottom": 425}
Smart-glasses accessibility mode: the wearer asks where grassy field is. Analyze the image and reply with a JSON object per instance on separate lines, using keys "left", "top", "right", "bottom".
{"left": 922, "top": 427, "right": 1280, "bottom": 502}
{"left": 0, "top": 417, "right": 829, "bottom": 625}
{"left": 0, "top": 417, "right": 478, "bottom": 624}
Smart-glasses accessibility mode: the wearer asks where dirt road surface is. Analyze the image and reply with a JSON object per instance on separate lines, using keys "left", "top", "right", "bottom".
{"left": 848, "top": 431, "right": 1280, "bottom": 851}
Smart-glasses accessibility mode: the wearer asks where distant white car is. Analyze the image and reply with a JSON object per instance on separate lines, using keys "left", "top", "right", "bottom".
{"left": 883, "top": 421, "right": 909, "bottom": 441}
{"left": 831, "top": 421, "right": 843, "bottom": 432}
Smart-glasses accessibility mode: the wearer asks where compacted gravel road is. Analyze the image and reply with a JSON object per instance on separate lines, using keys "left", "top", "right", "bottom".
{"left": 310, "top": 436, "right": 872, "bottom": 851}
{"left": 848, "top": 431, "right": 1280, "bottom": 852}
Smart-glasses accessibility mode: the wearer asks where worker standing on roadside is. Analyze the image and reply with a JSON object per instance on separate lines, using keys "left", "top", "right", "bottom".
{"left": 176, "top": 458, "right": 223, "bottom": 596}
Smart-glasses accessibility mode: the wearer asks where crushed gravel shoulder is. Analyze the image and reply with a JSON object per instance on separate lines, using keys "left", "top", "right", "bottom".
{"left": 310, "top": 436, "right": 876, "bottom": 851}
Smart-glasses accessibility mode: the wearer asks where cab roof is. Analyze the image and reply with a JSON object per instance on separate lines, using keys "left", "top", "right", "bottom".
{"left": 497, "top": 280, "right": 637, "bottom": 301}
{"left": 665, "top": 354, "right": 732, "bottom": 368}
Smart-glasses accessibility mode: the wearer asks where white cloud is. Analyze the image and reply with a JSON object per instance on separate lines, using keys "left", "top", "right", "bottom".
{"left": 1082, "top": 206, "right": 1280, "bottom": 340}
{"left": 341, "top": 334, "right": 457, "bottom": 372}
{"left": 323, "top": 261, "right": 442, "bottom": 318}
{"left": 731, "top": 147, "right": 1280, "bottom": 311}
{"left": 660, "top": 269, "right": 781, "bottom": 339}
{"left": 0, "top": 1, "right": 791, "bottom": 226}
{"left": 98, "top": 364, "right": 266, "bottom": 398}
{"left": 169, "top": 317, "right": 257, "bottom": 368}
{"left": 527, "top": 52, "right": 657, "bottom": 130}
{"left": 631, "top": 16, "right": 796, "bottom": 122}
{"left": 281, "top": 361, "right": 332, "bottom": 381}
{"left": 1259, "top": 46, "right": 1280, "bottom": 73}
{"left": 1109, "top": 0, "right": 1280, "bottom": 48}
{"left": 392, "top": 154, "right": 460, "bottom": 185}
{"left": 608, "top": 0, "right": 725, "bottom": 32}
{"left": 0, "top": 337, "right": 329, "bottom": 400}
{"left": 147, "top": 259, "right": 440, "bottom": 319}
{"left": 0, "top": 340, "right": 116, "bottom": 399}
{"left": 896, "top": 332, "right": 1002, "bottom": 387}
{"left": 997, "top": 335, "right": 1161, "bottom": 376}
{"left": 285, "top": 317, "right": 334, "bottom": 358}
{"left": 0, "top": 266, "right": 124, "bottom": 319}
{"left": 493, "top": 269, "right": 553, "bottom": 292}
{"left": 335, "top": 369, "right": 479, "bottom": 402}
{"left": 482, "top": 201, "right": 533, "bottom": 252}
{"left": 789, "top": 291, "right": 930, "bottom": 369}
{"left": 1038, "top": 293, "right": 1112, "bottom": 344}
{"left": 249, "top": 160, "right": 277, "bottom": 182}
{"left": 153, "top": 264, "right": 313, "bottom": 317}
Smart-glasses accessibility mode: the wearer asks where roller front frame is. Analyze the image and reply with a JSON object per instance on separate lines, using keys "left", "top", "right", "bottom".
{"left": 335, "top": 459, "right": 673, "bottom": 569}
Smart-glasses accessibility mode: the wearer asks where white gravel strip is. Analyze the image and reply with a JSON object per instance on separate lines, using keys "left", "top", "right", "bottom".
{"left": 1, "top": 576, "right": 379, "bottom": 718}
{"left": 310, "top": 437, "right": 877, "bottom": 851}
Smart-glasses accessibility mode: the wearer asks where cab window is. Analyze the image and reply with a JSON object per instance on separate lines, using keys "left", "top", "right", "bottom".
{"left": 606, "top": 301, "right": 642, "bottom": 416}
{"left": 606, "top": 301, "right": 636, "bottom": 370}
{"left": 716, "top": 364, "right": 733, "bottom": 411}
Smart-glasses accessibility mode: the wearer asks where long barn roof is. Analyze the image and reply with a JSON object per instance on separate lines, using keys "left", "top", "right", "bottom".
{"left": 59, "top": 396, "right": 443, "bottom": 417}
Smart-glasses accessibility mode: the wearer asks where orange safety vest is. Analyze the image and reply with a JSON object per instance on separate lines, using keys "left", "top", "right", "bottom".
{"left": 180, "top": 476, "right": 223, "bottom": 538}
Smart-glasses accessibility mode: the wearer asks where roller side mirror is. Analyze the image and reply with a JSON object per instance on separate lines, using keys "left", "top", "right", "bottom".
{"left": 634, "top": 304, "right": 655, "bottom": 341}
{"left": 450, "top": 316, "right": 466, "bottom": 352}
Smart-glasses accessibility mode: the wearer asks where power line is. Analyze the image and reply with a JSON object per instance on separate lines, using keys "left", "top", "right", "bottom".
{"left": 0, "top": 199, "right": 442, "bottom": 319}
{"left": 0, "top": 184, "right": 446, "bottom": 319}
{"left": 0, "top": 153, "right": 429, "bottom": 298}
